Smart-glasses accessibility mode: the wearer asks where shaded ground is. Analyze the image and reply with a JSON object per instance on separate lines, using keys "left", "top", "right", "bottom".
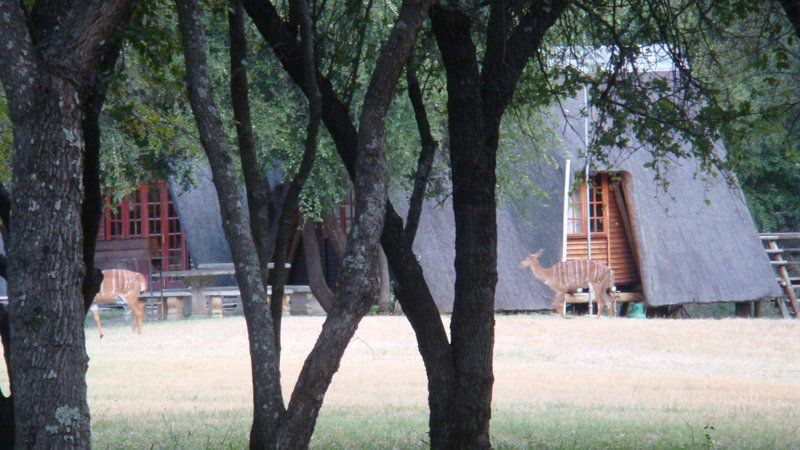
{"left": 2, "top": 315, "right": 800, "bottom": 448}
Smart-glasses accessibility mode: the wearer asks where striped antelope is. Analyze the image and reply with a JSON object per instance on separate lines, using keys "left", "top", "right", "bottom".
{"left": 520, "top": 249, "right": 616, "bottom": 318}
{"left": 91, "top": 269, "right": 147, "bottom": 338}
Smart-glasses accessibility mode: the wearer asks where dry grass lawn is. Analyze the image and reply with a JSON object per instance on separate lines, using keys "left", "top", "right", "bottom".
{"left": 2, "top": 314, "right": 800, "bottom": 448}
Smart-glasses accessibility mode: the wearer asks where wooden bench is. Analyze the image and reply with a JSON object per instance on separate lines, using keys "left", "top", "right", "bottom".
{"left": 201, "top": 287, "right": 294, "bottom": 318}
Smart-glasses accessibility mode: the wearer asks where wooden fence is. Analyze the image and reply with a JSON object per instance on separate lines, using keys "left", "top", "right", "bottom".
{"left": 759, "top": 233, "right": 800, "bottom": 318}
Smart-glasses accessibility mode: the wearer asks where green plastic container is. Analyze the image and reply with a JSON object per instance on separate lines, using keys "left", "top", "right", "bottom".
{"left": 627, "top": 302, "right": 646, "bottom": 319}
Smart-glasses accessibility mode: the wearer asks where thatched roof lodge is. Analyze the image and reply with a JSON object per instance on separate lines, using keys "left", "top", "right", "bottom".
{"left": 407, "top": 94, "right": 781, "bottom": 311}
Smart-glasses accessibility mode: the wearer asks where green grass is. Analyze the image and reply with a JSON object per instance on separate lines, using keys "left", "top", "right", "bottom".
{"left": 91, "top": 406, "right": 800, "bottom": 449}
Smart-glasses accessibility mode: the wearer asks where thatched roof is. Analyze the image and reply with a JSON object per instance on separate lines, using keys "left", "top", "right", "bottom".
{"left": 169, "top": 165, "right": 233, "bottom": 266}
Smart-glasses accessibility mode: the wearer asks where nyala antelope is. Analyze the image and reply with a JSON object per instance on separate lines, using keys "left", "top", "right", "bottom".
{"left": 91, "top": 269, "right": 147, "bottom": 338}
{"left": 521, "top": 249, "right": 616, "bottom": 318}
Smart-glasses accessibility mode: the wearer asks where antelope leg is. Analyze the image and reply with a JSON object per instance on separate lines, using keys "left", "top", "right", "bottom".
{"left": 91, "top": 304, "right": 104, "bottom": 338}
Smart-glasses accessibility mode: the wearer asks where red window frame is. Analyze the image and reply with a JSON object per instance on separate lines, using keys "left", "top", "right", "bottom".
{"left": 99, "top": 181, "right": 188, "bottom": 271}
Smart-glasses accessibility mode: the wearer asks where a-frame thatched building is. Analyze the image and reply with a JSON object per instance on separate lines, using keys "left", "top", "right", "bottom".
{"left": 405, "top": 94, "right": 781, "bottom": 311}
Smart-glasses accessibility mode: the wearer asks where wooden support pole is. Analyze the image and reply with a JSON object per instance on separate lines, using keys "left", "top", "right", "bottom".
{"left": 776, "top": 297, "right": 790, "bottom": 319}
{"left": 166, "top": 296, "right": 185, "bottom": 320}
{"left": 754, "top": 300, "right": 763, "bottom": 318}
{"left": 210, "top": 296, "right": 224, "bottom": 317}
{"left": 768, "top": 239, "right": 800, "bottom": 318}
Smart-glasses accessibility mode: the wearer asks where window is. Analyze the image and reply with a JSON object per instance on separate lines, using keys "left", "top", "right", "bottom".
{"left": 128, "top": 191, "right": 142, "bottom": 237}
{"left": 147, "top": 187, "right": 162, "bottom": 236}
{"left": 567, "top": 174, "right": 606, "bottom": 235}
{"left": 97, "top": 182, "right": 189, "bottom": 272}
{"left": 106, "top": 199, "right": 123, "bottom": 239}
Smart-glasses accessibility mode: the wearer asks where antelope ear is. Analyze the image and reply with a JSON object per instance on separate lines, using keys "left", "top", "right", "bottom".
{"left": 533, "top": 249, "right": 543, "bottom": 257}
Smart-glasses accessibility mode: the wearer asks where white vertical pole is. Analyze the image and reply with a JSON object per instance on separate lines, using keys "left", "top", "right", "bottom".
{"left": 584, "top": 85, "right": 594, "bottom": 316}
{"left": 561, "top": 159, "right": 571, "bottom": 263}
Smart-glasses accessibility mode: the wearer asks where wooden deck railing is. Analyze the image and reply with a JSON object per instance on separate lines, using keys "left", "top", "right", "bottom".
{"left": 759, "top": 233, "right": 800, "bottom": 318}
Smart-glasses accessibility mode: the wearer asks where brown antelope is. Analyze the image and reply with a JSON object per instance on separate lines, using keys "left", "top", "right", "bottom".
{"left": 521, "top": 250, "right": 616, "bottom": 318}
{"left": 91, "top": 269, "right": 147, "bottom": 338}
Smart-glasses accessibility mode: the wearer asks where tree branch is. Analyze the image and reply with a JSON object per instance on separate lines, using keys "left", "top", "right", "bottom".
{"left": 228, "top": 0, "right": 274, "bottom": 294}
{"left": 481, "top": 0, "right": 571, "bottom": 128}
{"left": 404, "top": 52, "right": 438, "bottom": 243}
{"left": 82, "top": 38, "right": 124, "bottom": 312}
{"left": 300, "top": 222, "right": 335, "bottom": 311}
{"left": 343, "top": 0, "right": 376, "bottom": 108}
{"left": 37, "top": 0, "right": 133, "bottom": 89}
{"left": 270, "top": 0, "right": 323, "bottom": 357}
{"left": 321, "top": 210, "right": 346, "bottom": 259}
{"left": 0, "top": 0, "right": 38, "bottom": 118}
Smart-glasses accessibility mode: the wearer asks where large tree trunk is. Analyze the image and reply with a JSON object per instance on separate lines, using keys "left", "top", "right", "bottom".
{"left": 0, "top": 0, "right": 132, "bottom": 446}
{"left": 8, "top": 74, "right": 91, "bottom": 450}
{"left": 430, "top": 2, "right": 570, "bottom": 445}
{"left": 175, "top": 0, "right": 286, "bottom": 446}
{"left": 430, "top": 8, "right": 496, "bottom": 446}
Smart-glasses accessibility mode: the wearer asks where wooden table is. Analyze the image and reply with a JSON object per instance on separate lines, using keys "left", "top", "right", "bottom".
{"left": 153, "top": 262, "right": 290, "bottom": 316}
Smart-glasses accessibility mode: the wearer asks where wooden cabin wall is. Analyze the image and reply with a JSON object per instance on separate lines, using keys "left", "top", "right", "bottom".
{"left": 566, "top": 174, "right": 640, "bottom": 287}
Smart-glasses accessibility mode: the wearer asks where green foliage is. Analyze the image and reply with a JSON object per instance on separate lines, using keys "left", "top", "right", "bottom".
{"left": 3, "top": 0, "right": 798, "bottom": 234}
{"left": 100, "top": 0, "right": 200, "bottom": 198}
{"left": 699, "top": 5, "right": 800, "bottom": 231}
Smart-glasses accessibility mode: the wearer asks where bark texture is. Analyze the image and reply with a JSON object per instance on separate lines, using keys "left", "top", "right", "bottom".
{"left": 175, "top": 0, "right": 285, "bottom": 446}
{"left": 376, "top": 248, "right": 391, "bottom": 313}
{"left": 0, "top": 0, "right": 132, "bottom": 446}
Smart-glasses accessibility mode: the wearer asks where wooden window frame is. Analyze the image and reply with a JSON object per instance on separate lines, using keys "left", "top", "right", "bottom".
{"left": 567, "top": 173, "right": 611, "bottom": 239}
{"left": 98, "top": 182, "right": 189, "bottom": 271}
